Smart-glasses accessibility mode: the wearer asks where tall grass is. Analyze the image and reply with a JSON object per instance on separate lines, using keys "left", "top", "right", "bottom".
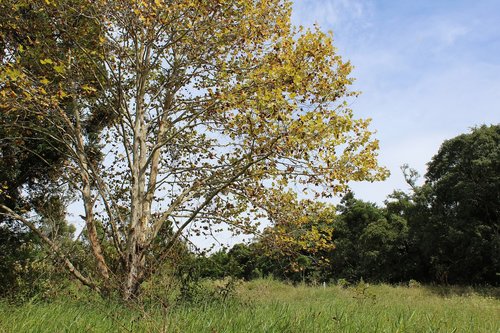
{"left": 0, "top": 279, "right": 498, "bottom": 332}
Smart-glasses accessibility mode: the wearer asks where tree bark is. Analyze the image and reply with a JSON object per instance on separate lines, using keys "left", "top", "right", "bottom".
{"left": 123, "top": 246, "right": 145, "bottom": 300}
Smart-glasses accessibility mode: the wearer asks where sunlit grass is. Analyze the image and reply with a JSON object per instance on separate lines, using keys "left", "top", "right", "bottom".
{"left": 0, "top": 279, "right": 498, "bottom": 332}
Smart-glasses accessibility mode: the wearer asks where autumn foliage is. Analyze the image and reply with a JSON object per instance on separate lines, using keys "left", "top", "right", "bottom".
{"left": 1, "top": 0, "right": 387, "bottom": 299}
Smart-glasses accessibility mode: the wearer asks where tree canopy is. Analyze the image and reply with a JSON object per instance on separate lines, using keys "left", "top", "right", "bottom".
{"left": 0, "top": 0, "right": 387, "bottom": 299}
{"left": 422, "top": 124, "right": 500, "bottom": 283}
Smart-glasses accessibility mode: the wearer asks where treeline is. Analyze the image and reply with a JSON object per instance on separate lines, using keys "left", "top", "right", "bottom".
{"left": 1, "top": 125, "right": 498, "bottom": 300}
{"left": 191, "top": 125, "right": 500, "bottom": 285}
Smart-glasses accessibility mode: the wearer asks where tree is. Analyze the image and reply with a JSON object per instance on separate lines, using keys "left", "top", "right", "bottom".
{"left": 320, "top": 192, "right": 412, "bottom": 283}
{"left": 0, "top": 0, "right": 387, "bottom": 300}
{"left": 422, "top": 125, "right": 500, "bottom": 283}
{"left": 384, "top": 188, "right": 430, "bottom": 282}
{"left": 192, "top": 244, "right": 257, "bottom": 280}
{"left": 389, "top": 127, "right": 500, "bottom": 284}
{"left": 0, "top": 0, "right": 106, "bottom": 297}
{"left": 358, "top": 211, "right": 410, "bottom": 282}
{"left": 329, "top": 193, "right": 384, "bottom": 281}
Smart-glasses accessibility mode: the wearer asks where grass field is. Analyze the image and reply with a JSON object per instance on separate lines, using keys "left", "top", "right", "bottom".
{"left": 0, "top": 279, "right": 498, "bottom": 332}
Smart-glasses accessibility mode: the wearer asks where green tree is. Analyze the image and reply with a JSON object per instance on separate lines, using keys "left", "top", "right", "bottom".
{"left": 327, "top": 192, "right": 413, "bottom": 283}
{"left": 329, "top": 193, "right": 381, "bottom": 281}
{"left": 384, "top": 188, "right": 430, "bottom": 282}
{"left": 358, "top": 212, "right": 410, "bottom": 282}
{"left": 422, "top": 125, "right": 500, "bottom": 283}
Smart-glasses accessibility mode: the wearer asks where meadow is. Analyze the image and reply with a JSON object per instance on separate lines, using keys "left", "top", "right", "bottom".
{"left": 0, "top": 279, "right": 498, "bottom": 333}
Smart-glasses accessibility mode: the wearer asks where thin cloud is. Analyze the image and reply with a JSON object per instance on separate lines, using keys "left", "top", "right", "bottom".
{"left": 292, "top": 0, "right": 500, "bottom": 204}
{"left": 292, "top": 0, "right": 373, "bottom": 31}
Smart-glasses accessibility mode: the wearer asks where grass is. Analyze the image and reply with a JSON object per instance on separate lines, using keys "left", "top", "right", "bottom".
{"left": 0, "top": 279, "right": 498, "bottom": 332}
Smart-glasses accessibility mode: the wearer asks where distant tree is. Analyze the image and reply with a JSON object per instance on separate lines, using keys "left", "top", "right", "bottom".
{"left": 195, "top": 243, "right": 259, "bottom": 280}
{"left": 322, "top": 192, "right": 413, "bottom": 283}
{"left": 248, "top": 191, "right": 413, "bottom": 283}
{"left": 358, "top": 213, "right": 410, "bottom": 282}
{"left": 384, "top": 188, "right": 430, "bottom": 282}
{"left": 329, "top": 193, "right": 383, "bottom": 281}
{"left": 227, "top": 243, "right": 256, "bottom": 280}
{"left": 327, "top": 193, "right": 375, "bottom": 281}
{"left": 421, "top": 125, "right": 500, "bottom": 283}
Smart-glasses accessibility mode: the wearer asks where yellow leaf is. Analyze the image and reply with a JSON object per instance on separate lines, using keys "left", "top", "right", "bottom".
{"left": 82, "top": 84, "right": 97, "bottom": 93}
{"left": 58, "top": 89, "right": 68, "bottom": 98}
{"left": 53, "top": 64, "right": 65, "bottom": 74}
{"left": 6, "top": 68, "right": 22, "bottom": 81}
{"left": 40, "top": 58, "right": 53, "bottom": 65}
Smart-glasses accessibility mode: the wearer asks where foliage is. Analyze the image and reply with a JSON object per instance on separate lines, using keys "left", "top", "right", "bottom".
{"left": 0, "top": 0, "right": 387, "bottom": 300}
{"left": 420, "top": 124, "right": 500, "bottom": 283}
{"left": 322, "top": 126, "right": 498, "bottom": 285}
{"left": 321, "top": 192, "right": 412, "bottom": 283}
{"left": 193, "top": 127, "right": 500, "bottom": 285}
{"left": 0, "top": 0, "right": 105, "bottom": 210}
{"left": 256, "top": 190, "right": 336, "bottom": 282}
{"left": 198, "top": 192, "right": 412, "bottom": 284}
{"left": 0, "top": 0, "right": 111, "bottom": 295}
{"left": 0, "top": 225, "right": 40, "bottom": 299}
{"left": 215, "top": 127, "right": 499, "bottom": 285}
{"left": 0, "top": 224, "right": 78, "bottom": 303}
{"left": 379, "top": 125, "right": 500, "bottom": 284}
{"left": 350, "top": 278, "right": 376, "bottom": 303}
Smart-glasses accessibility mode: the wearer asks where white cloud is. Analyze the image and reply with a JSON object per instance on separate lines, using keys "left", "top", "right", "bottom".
{"left": 410, "top": 18, "right": 470, "bottom": 55}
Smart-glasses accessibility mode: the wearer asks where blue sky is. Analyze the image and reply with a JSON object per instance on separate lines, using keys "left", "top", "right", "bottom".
{"left": 292, "top": 0, "right": 500, "bottom": 203}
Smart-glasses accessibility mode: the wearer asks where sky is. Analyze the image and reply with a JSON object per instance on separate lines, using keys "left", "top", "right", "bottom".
{"left": 292, "top": 0, "right": 500, "bottom": 203}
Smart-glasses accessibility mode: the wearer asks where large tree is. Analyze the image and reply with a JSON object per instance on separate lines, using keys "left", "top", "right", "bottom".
{"left": 1, "top": 0, "right": 387, "bottom": 300}
{"left": 422, "top": 124, "right": 500, "bottom": 283}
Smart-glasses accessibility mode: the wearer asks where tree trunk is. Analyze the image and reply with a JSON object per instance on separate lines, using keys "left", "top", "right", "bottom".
{"left": 123, "top": 238, "right": 146, "bottom": 300}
